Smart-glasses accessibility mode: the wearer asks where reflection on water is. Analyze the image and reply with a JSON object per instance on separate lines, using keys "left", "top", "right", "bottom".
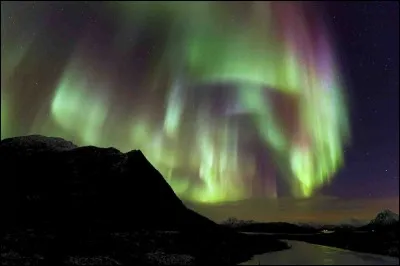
{"left": 241, "top": 241, "right": 399, "bottom": 265}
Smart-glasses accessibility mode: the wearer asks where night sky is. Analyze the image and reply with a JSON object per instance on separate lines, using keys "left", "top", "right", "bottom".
{"left": 320, "top": 1, "right": 399, "bottom": 200}
{"left": 1, "top": 1, "right": 398, "bottom": 224}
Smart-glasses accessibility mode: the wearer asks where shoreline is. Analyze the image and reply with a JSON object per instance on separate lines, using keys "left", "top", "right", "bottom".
{"left": 242, "top": 232, "right": 399, "bottom": 258}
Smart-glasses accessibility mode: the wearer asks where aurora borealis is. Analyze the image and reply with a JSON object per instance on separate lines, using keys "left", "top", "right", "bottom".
{"left": 1, "top": 1, "right": 351, "bottom": 203}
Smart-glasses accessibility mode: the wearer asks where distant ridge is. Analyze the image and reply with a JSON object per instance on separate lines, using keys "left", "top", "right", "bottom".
{"left": 369, "top": 209, "right": 399, "bottom": 226}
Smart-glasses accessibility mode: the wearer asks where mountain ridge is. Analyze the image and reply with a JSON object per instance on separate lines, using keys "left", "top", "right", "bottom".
{"left": 1, "top": 135, "right": 291, "bottom": 265}
{"left": 369, "top": 209, "right": 399, "bottom": 226}
{"left": 1, "top": 134, "right": 216, "bottom": 232}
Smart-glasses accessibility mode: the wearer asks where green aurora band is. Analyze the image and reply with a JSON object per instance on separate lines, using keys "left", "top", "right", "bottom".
{"left": 1, "top": 2, "right": 350, "bottom": 203}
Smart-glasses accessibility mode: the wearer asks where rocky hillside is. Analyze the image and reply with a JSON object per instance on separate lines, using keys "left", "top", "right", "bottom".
{"left": 1, "top": 135, "right": 290, "bottom": 265}
{"left": 1, "top": 135, "right": 216, "bottom": 232}
{"left": 370, "top": 209, "right": 399, "bottom": 226}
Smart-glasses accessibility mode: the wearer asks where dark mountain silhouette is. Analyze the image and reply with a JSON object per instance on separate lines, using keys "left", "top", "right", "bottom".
{"left": 0, "top": 135, "right": 291, "bottom": 265}
{"left": 358, "top": 209, "right": 399, "bottom": 233}
{"left": 369, "top": 209, "right": 399, "bottom": 226}
{"left": 1, "top": 135, "right": 217, "bottom": 233}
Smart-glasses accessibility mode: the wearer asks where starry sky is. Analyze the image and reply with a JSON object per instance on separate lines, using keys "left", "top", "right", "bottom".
{"left": 1, "top": 1, "right": 398, "bottom": 223}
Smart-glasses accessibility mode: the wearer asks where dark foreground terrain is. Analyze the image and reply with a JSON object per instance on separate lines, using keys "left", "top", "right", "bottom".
{"left": 0, "top": 135, "right": 289, "bottom": 265}
{"left": 1, "top": 228, "right": 289, "bottom": 265}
